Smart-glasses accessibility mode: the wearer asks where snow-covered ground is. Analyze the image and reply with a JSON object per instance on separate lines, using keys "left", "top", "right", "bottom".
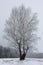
{"left": 0, "top": 58, "right": 43, "bottom": 65}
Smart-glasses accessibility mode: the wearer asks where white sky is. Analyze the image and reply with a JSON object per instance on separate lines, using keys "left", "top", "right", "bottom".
{"left": 0, "top": 0, "right": 43, "bottom": 52}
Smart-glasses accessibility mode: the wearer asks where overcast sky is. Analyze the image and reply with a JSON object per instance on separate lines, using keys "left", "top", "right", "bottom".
{"left": 0, "top": 0, "right": 43, "bottom": 52}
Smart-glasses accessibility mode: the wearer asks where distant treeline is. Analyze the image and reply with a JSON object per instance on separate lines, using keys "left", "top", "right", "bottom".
{"left": 0, "top": 46, "right": 19, "bottom": 58}
{"left": 27, "top": 53, "right": 43, "bottom": 58}
{"left": 0, "top": 46, "right": 43, "bottom": 58}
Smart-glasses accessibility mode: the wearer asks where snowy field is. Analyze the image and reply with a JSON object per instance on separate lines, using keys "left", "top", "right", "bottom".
{"left": 0, "top": 58, "right": 43, "bottom": 65}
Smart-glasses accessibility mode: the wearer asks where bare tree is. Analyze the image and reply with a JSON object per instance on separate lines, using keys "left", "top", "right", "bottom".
{"left": 4, "top": 5, "right": 39, "bottom": 60}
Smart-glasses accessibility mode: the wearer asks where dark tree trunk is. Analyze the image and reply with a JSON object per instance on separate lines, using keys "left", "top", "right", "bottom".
{"left": 18, "top": 41, "right": 27, "bottom": 60}
{"left": 20, "top": 52, "right": 26, "bottom": 60}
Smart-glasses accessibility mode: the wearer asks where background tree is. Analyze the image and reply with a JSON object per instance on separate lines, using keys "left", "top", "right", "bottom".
{"left": 4, "top": 5, "right": 39, "bottom": 60}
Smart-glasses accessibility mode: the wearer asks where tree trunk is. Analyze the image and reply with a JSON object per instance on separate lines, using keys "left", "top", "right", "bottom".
{"left": 20, "top": 52, "right": 26, "bottom": 60}
{"left": 18, "top": 41, "right": 27, "bottom": 60}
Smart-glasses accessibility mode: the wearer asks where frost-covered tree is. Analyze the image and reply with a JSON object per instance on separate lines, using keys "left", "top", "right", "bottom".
{"left": 4, "top": 5, "right": 39, "bottom": 60}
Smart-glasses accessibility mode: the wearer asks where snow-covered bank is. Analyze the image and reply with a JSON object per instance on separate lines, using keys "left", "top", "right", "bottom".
{"left": 0, "top": 58, "right": 43, "bottom": 65}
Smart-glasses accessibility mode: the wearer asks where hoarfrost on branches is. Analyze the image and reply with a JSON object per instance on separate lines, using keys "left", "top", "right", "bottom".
{"left": 4, "top": 5, "right": 39, "bottom": 60}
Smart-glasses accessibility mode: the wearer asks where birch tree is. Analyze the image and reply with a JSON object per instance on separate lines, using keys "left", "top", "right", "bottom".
{"left": 4, "top": 5, "right": 39, "bottom": 60}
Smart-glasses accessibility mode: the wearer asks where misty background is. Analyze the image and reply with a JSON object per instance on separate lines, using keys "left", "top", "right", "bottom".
{"left": 0, "top": 0, "right": 43, "bottom": 53}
